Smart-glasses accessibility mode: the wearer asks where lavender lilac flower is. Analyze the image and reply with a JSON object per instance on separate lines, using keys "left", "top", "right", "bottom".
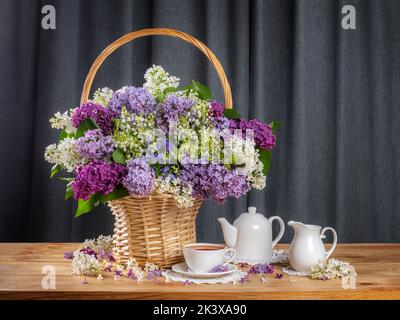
{"left": 72, "top": 160, "right": 126, "bottom": 200}
{"left": 109, "top": 86, "right": 156, "bottom": 115}
{"left": 76, "top": 129, "right": 114, "bottom": 160}
{"left": 123, "top": 158, "right": 155, "bottom": 196}
{"left": 71, "top": 102, "right": 115, "bottom": 134}
{"left": 209, "top": 264, "right": 229, "bottom": 273}
{"left": 156, "top": 94, "right": 194, "bottom": 131}
{"left": 230, "top": 119, "right": 276, "bottom": 151}
{"left": 248, "top": 263, "right": 275, "bottom": 274}
{"left": 180, "top": 164, "right": 250, "bottom": 201}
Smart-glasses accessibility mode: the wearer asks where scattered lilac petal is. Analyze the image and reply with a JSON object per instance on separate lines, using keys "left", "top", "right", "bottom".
{"left": 248, "top": 263, "right": 274, "bottom": 274}
{"left": 64, "top": 251, "right": 74, "bottom": 259}
{"left": 209, "top": 265, "right": 229, "bottom": 273}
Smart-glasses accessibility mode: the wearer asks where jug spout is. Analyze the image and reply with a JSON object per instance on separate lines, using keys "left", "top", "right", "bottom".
{"left": 218, "top": 218, "right": 237, "bottom": 248}
{"left": 288, "top": 220, "right": 305, "bottom": 231}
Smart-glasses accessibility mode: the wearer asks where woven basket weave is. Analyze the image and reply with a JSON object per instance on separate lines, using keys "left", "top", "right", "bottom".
{"left": 80, "top": 28, "right": 233, "bottom": 267}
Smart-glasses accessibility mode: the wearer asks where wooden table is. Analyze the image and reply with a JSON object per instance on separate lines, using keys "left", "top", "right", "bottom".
{"left": 0, "top": 243, "right": 399, "bottom": 299}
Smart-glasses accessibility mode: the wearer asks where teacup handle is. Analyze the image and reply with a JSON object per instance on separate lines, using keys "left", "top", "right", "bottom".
{"left": 268, "top": 216, "right": 285, "bottom": 248}
{"left": 320, "top": 227, "right": 337, "bottom": 260}
{"left": 223, "top": 248, "right": 236, "bottom": 265}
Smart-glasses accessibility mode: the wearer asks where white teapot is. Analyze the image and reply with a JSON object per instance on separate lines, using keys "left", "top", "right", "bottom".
{"left": 288, "top": 221, "right": 337, "bottom": 274}
{"left": 218, "top": 207, "right": 285, "bottom": 264}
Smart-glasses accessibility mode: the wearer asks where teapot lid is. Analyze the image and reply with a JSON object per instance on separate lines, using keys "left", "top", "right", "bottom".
{"left": 248, "top": 207, "right": 257, "bottom": 214}
{"left": 234, "top": 206, "right": 267, "bottom": 226}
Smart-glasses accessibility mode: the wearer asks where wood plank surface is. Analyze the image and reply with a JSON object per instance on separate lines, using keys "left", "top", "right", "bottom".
{"left": 0, "top": 243, "right": 399, "bottom": 300}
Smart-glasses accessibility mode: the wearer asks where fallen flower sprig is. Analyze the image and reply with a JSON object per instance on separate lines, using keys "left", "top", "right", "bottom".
{"left": 309, "top": 258, "right": 356, "bottom": 280}
{"left": 64, "top": 236, "right": 164, "bottom": 284}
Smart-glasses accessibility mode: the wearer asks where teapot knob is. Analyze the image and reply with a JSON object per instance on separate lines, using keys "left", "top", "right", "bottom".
{"left": 248, "top": 207, "right": 257, "bottom": 214}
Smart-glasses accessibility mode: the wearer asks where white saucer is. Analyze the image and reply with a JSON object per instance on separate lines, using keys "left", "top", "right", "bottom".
{"left": 171, "top": 263, "right": 237, "bottom": 279}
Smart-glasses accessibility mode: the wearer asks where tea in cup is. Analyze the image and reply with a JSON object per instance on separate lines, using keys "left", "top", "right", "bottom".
{"left": 183, "top": 243, "right": 236, "bottom": 273}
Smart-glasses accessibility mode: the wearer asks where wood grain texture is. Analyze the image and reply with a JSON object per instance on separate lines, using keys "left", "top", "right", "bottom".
{"left": 0, "top": 243, "right": 399, "bottom": 300}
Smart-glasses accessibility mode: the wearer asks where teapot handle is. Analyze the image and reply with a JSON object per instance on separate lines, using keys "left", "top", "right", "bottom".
{"left": 320, "top": 227, "right": 337, "bottom": 260}
{"left": 268, "top": 216, "right": 285, "bottom": 248}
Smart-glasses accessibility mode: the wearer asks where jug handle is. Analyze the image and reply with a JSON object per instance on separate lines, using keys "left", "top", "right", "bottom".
{"left": 320, "top": 227, "right": 337, "bottom": 260}
{"left": 269, "top": 216, "right": 285, "bottom": 248}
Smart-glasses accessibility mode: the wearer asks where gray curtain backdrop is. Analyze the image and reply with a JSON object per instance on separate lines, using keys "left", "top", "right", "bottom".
{"left": 0, "top": 0, "right": 399, "bottom": 243}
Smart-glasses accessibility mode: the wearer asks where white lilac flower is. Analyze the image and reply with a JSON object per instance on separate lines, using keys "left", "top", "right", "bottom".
{"left": 44, "top": 137, "right": 85, "bottom": 172}
{"left": 49, "top": 109, "right": 76, "bottom": 134}
{"left": 82, "top": 235, "right": 113, "bottom": 253}
{"left": 155, "top": 176, "right": 194, "bottom": 208}
{"left": 309, "top": 258, "right": 356, "bottom": 280}
{"left": 126, "top": 258, "right": 145, "bottom": 281}
{"left": 113, "top": 107, "right": 160, "bottom": 160}
{"left": 92, "top": 87, "right": 114, "bottom": 107}
{"left": 71, "top": 251, "right": 101, "bottom": 277}
{"left": 144, "top": 65, "right": 180, "bottom": 97}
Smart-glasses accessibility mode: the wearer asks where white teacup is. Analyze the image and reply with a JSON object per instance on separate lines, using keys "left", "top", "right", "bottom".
{"left": 183, "top": 243, "right": 236, "bottom": 273}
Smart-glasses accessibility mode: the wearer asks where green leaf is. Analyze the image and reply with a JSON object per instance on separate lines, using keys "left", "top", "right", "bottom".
{"left": 59, "top": 129, "right": 68, "bottom": 140}
{"left": 224, "top": 109, "right": 241, "bottom": 120}
{"left": 59, "top": 177, "right": 73, "bottom": 182}
{"left": 65, "top": 183, "right": 73, "bottom": 200}
{"left": 258, "top": 148, "right": 272, "bottom": 176}
{"left": 50, "top": 164, "right": 61, "bottom": 178}
{"left": 100, "top": 186, "right": 129, "bottom": 202}
{"left": 155, "top": 93, "right": 165, "bottom": 103}
{"left": 182, "top": 81, "right": 212, "bottom": 100}
{"left": 75, "top": 193, "right": 101, "bottom": 217}
{"left": 112, "top": 148, "right": 126, "bottom": 164}
{"left": 75, "top": 118, "right": 99, "bottom": 138}
{"left": 269, "top": 121, "right": 280, "bottom": 133}
{"left": 164, "top": 87, "right": 179, "bottom": 94}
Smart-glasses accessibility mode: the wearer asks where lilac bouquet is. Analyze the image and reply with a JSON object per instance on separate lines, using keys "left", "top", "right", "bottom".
{"left": 45, "top": 66, "right": 277, "bottom": 216}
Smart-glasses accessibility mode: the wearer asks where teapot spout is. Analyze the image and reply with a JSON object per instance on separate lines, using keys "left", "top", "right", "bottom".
{"left": 218, "top": 218, "right": 237, "bottom": 248}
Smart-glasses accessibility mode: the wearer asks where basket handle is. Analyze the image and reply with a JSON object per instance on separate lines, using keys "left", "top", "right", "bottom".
{"left": 80, "top": 28, "right": 232, "bottom": 109}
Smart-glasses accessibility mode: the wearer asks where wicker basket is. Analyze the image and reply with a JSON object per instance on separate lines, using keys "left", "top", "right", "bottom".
{"left": 80, "top": 28, "right": 233, "bottom": 268}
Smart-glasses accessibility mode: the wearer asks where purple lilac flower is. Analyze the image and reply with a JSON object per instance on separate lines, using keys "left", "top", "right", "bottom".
{"left": 72, "top": 160, "right": 126, "bottom": 200}
{"left": 76, "top": 129, "right": 114, "bottom": 160}
{"left": 180, "top": 164, "right": 250, "bottom": 201}
{"left": 275, "top": 273, "right": 283, "bottom": 279}
{"left": 183, "top": 280, "right": 191, "bottom": 285}
{"left": 239, "top": 273, "right": 250, "bottom": 284}
{"left": 79, "top": 247, "right": 97, "bottom": 259}
{"left": 104, "top": 264, "right": 113, "bottom": 272}
{"left": 71, "top": 102, "right": 115, "bottom": 134}
{"left": 127, "top": 269, "right": 139, "bottom": 280}
{"left": 248, "top": 263, "right": 275, "bottom": 274}
{"left": 229, "top": 119, "right": 276, "bottom": 151}
{"left": 109, "top": 86, "right": 156, "bottom": 115}
{"left": 114, "top": 269, "right": 123, "bottom": 277}
{"left": 209, "top": 265, "right": 229, "bottom": 273}
{"left": 210, "top": 100, "right": 225, "bottom": 118}
{"left": 123, "top": 158, "right": 155, "bottom": 196}
{"left": 64, "top": 251, "right": 74, "bottom": 259}
{"left": 156, "top": 94, "right": 194, "bottom": 131}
